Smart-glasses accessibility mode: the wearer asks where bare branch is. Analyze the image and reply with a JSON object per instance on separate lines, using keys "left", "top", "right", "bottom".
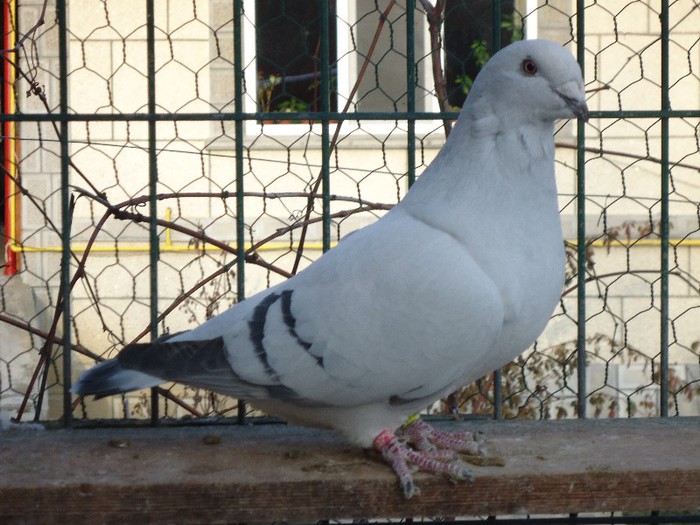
{"left": 421, "top": 0, "right": 453, "bottom": 138}
{"left": 291, "top": 0, "right": 399, "bottom": 275}
{"left": 556, "top": 141, "right": 700, "bottom": 173}
{"left": 0, "top": 0, "right": 48, "bottom": 53}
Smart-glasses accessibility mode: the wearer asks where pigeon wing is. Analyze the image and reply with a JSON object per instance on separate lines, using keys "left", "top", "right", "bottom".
{"left": 166, "top": 208, "right": 505, "bottom": 408}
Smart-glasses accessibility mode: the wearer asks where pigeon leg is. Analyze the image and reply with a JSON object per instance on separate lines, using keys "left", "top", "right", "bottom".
{"left": 372, "top": 429, "right": 474, "bottom": 499}
{"left": 401, "top": 419, "right": 482, "bottom": 455}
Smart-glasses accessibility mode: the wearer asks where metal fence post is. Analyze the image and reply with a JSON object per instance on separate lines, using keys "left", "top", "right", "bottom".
{"left": 321, "top": 0, "right": 332, "bottom": 252}
{"left": 659, "top": 0, "right": 670, "bottom": 417}
{"left": 57, "top": 0, "right": 72, "bottom": 427}
{"left": 576, "top": 0, "right": 588, "bottom": 419}
{"left": 406, "top": 0, "right": 416, "bottom": 188}
{"left": 146, "top": 0, "right": 160, "bottom": 425}
{"left": 491, "top": 1, "right": 503, "bottom": 420}
{"left": 234, "top": 0, "right": 247, "bottom": 424}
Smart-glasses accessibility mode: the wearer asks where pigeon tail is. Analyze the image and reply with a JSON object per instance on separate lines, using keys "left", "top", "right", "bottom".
{"left": 73, "top": 336, "right": 273, "bottom": 400}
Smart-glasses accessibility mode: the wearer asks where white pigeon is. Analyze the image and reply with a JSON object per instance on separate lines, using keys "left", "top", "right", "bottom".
{"left": 73, "top": 39, "right": 588, "bottom": 498}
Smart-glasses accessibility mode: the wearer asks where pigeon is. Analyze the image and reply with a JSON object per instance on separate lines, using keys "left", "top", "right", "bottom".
{"left": 73, "top": 39, "right": 588, "bottom": 498}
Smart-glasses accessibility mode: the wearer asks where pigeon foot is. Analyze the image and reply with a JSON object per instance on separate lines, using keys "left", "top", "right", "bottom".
{"left": 372, "top": 427, "right": 475, "bottom": 499}
{"left": 400, "top": 419, "right": 483, "bottom": 455}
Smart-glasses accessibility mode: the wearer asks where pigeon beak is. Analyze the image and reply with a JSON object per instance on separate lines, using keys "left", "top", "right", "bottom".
{"left": 567, "top": 97, "right": 590, "bottom": 121}
{"left": 555, "top": 81, "right": 589, "bottom": 121}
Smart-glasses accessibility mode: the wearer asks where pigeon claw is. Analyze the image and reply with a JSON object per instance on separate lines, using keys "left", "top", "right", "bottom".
{"left": 372, "top": 428, "right": 474, "bottom": 499}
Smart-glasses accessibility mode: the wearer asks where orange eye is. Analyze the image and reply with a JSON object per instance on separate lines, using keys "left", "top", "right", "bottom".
{"left": 521, "top": 59, "right": 538, "bottom": 75}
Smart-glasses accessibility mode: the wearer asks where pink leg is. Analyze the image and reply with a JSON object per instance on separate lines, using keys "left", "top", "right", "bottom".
{"left": 373, "top": 430, "right": 417, "bottom": 498}
{"left": 401, "top": 419, "right": 482, "bottom": 455}
{"left": 373, "top": 429, "right": 474, "bottom": 499}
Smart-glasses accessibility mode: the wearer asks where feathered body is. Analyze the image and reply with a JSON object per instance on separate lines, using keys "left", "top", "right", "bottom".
{"left": 74, "top": 40, "right": 587, "bottom": 448}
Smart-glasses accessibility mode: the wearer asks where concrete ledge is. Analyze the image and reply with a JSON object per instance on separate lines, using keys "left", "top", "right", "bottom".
{"left": 1, "top": 418, "right": 699, "bottom": 524}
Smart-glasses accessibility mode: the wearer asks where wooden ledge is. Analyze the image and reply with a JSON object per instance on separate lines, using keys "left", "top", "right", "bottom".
{"left": 1, "top": 418, "right": 699, "bottom": 524}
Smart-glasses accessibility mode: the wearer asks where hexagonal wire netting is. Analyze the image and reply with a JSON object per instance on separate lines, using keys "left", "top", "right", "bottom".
{"left": 0, "top": 0, "right": 698, "bottom": 433}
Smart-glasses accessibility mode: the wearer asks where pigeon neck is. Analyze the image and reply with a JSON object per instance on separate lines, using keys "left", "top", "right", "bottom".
{"left": 446, "top": 107, "right": 556, "bottom": 173}
{"left": 459, "top": 99, "right": 554, "bottom": 141}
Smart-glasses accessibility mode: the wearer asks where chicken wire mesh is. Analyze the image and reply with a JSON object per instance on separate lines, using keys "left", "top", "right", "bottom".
{"left": 0, "top": 0, "right": 698, "bottom": 430}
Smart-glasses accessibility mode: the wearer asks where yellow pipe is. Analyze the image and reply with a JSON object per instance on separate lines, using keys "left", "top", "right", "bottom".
{"left": 7, "top": 206, "right": 335, "bottom": 253}
{"left": 8, "top": 198, "right": 700, "bottom": 255}
{"left": 5, "top": 0, "right": 18, "bottom": 271}
{"left": 164, "top": 206, "right": 173, "bottom": 248}
{"left": 585, "top": 238, "right": 700, "bottom": 248}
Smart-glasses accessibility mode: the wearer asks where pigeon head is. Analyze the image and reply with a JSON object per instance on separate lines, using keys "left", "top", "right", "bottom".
{"left": 467, "top": 39, "right": 589, "bottom": 124}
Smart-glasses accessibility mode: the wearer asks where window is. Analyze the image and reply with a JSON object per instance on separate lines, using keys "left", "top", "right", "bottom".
{"left": 443, "top": 0, "right": 519, "bottom": 109}
{"left": 244, "top": 1, "right": 531, "bottom": 134}
{"left": 255, "top": 0, "right": 338, "bottom": 116}
{"left": 244, "top": 0, "right": 433, "bottom": 134}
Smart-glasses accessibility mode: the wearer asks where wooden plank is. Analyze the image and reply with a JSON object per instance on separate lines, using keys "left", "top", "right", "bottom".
{"left": 1, "top": 418, "right": 699, "bottom": 524}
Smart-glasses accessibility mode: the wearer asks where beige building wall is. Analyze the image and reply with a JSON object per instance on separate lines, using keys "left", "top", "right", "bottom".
{"left": 1, "top": 1, "right": 698, "bottom": 420}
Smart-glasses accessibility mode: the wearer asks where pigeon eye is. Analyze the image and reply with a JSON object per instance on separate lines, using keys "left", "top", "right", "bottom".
{"left": 521, "top": 59, "right": 538, "bottom": 75}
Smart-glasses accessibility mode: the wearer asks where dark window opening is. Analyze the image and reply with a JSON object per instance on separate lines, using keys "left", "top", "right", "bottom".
{"left": 444, "top": 0, "right": 519, "bottom": 109}
{"left": 255, "top": 0, "right": 338, "bottom": 116}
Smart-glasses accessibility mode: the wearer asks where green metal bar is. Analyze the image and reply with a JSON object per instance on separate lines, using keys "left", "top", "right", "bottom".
{"left": 491, "top": 0, "right": 501, "bottom": 51}
{"left": 233, "top": 0, "right": 247, "bottom": 424}
{"left": 320, "top": 0, "right": 331, "bottom": 252}
{"left": 406, "top": 0, "right": 416, "bottom": 188}
{"left": 146, "top": 0, "right": 160, "bottom": 424}
{"left": 576, "top": 0, "right": 587, "bottom": 419}
{"left": 57, "top": 0, "right": 72, "bottom": 427}
{"left": 659, "top": 0, "right": 670, "bottom": 417}
{"left": 4, "top": 109, "right": 700, "bottom": 123}
{"left": 491, "top": 0, "right": 504, "bottom": 421}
